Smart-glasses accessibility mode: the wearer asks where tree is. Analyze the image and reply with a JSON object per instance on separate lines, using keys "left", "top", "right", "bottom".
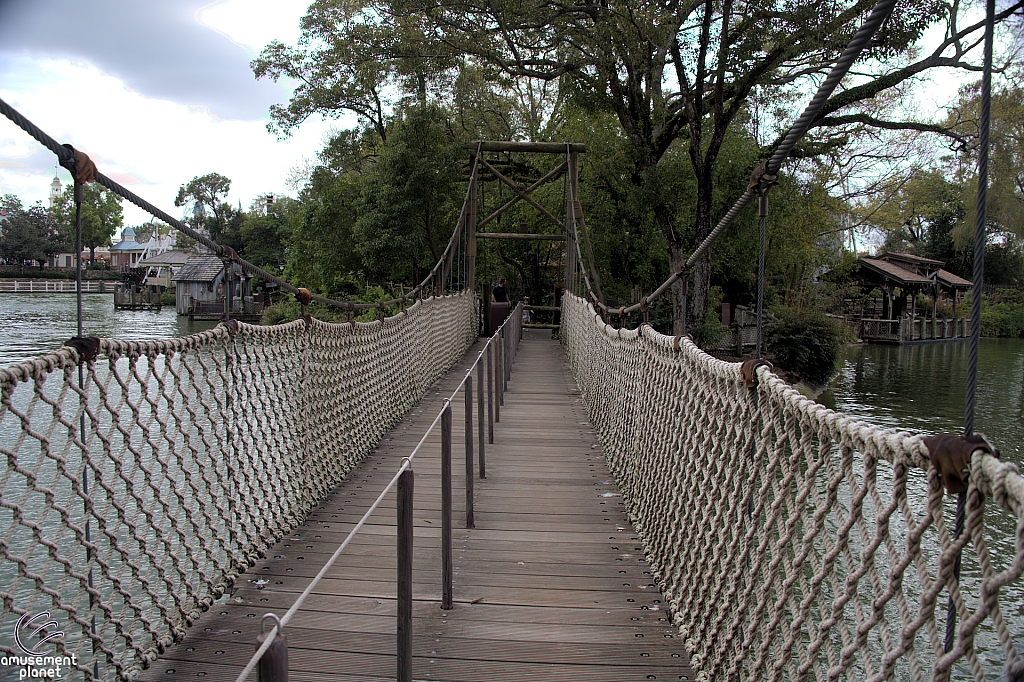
{"left": 174, "top": 173, "right": 234, "bottom": 243}
{"left": 287, "top": 128, "right": 375, "bottom": 296}
{"left": 354, "top": 105, "right": 463, "bottom": 281}
{"left": 0, "top": 195, "right": 66, "bottom": 268}
{"left": 239, "top": 197, "right": 301, "bottom": 270}
{"left": 259, "top": 0, "right": 1023, "bottom": 332}
{"left": 947, "top": 83, "right": 1024, "bottom": 240}
{"left": 52, "top": 184, "right": 123, "bottom": 262}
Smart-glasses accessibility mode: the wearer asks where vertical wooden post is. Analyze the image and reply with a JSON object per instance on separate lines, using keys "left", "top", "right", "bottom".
{"left": 486, "top": 345, "right": 494, "bottom": 443}
{"left": 564, "top": 150, "right": 576, "bottom": 293}
{"left": 477, "top": 355, "right": 486, "bottom": 477}
{"left": 482, "top": 284, "right": 491, "bottom": 336}
{"left": 397, "top": 467, "right": 414, "bottom": 682}
{"left": 496, "top": 331, "right": 504, "bottom": 412}
{"left": 464, "top": 375, "right": 475, "bottom": 529}
{"left": 467, "top": 159, "right": 478, "bottom": 292}
{"left": 441, "top": 402, "right": 453, "bottom": 610}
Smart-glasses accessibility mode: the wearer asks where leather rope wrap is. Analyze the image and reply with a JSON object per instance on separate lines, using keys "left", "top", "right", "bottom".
{"left": 923, "top": 433, "right": 999, "bottom": 494}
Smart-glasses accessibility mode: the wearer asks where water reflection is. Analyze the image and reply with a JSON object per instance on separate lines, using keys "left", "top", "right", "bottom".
{"left": 0, "top": 293, "right": 219, "bottom": 366}
{"left": 826, "top": 339, "right": 1024, "bottom": 465}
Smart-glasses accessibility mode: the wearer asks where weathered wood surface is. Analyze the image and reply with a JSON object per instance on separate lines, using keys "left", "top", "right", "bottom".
{"left": 140, "top": 330, "right": 694, "bottom": 681}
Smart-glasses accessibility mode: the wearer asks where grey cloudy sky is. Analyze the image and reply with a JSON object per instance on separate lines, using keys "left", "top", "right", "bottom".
{"left": 0, "top": 0, "right": 338, "bottom": 224}
{"left": 0, "top": 0, "right": 285, "bottom": 120}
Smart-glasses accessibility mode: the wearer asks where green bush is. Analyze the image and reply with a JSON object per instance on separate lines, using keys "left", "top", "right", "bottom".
{"left": 160, "top": 289, "right": 176, "bottom": 306}
{"left": 766, "top": 308, "right": 844, "bottom": 386}
{"left": 982, "top": 303, "right": 1024, "bottom": 337}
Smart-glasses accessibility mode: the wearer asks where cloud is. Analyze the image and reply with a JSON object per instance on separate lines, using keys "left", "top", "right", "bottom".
{"left": 0, "top": 56, "right": 350, "bottom": 225}
{"left": 0, "top": 0, "right": 304, "bottom": 120}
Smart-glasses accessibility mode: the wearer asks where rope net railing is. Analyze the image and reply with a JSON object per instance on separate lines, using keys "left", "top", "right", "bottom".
{"left": 562, "top": 293, "right": 1024, "bottom": 682}
{"left": 0, "top": 292, "right": 477, "bottom": 680}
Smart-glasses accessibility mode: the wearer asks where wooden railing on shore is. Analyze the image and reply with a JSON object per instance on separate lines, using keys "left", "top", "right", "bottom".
{"left": 859, "top": 317, "right": 970, "bottom": 343}
{"left": 0, "top": 279, "right": 109, "bottom": 293}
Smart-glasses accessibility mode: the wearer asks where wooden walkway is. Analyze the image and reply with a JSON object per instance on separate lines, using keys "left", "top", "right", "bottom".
{"left": 141, "top": 331, "right": 694, "bottom": 681}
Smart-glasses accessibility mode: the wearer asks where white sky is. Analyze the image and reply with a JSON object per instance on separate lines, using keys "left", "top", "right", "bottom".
{"left": 0, "top": 0, "right": 354, "bottom": 226}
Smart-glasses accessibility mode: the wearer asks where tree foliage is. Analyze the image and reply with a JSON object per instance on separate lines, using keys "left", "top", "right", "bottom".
{"left": 254, "top": 0, "right": 1021, "bottom": 333}
{"left": 0, "top": 195, "right": 66, "bottom": 267}
{"left": 52, "top": 184, "right": 123, "bottom": 262}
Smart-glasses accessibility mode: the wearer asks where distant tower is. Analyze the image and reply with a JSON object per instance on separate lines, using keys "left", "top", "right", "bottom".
{"left": 49, "top": 169, "right": 62, "bottom": 208}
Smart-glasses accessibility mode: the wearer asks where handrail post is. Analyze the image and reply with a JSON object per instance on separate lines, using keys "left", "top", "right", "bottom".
{"left": 477, "top": 354, "right": 486, "bottom": 478}
{"left": 256, "top": 616, "right": 288, "bottom": 682}
{"left": 464, "top": 374, "right": 475, "bottom": 528}
{"left": 486, "top": 345, "right": 494, "bottom": 443}
{"left": 397, "top": 467, "right": 414, "bottom": 682}
{"left": 441, "top": 401, "right": 453, "bottom": 610}
{"left": 495, "top": 336, "right": 503, "bottom": 416}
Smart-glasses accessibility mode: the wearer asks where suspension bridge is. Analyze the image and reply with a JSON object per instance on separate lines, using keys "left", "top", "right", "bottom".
{"left": 2, "top": 0, "right": 1024, "bottom": 679}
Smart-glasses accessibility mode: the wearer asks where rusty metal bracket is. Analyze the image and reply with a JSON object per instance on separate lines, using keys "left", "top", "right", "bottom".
{"left": 922, "top": 432, "right": 1000, "bottom": 494}
{"left": 748, "top": 162, "right": 779, "bottom": 196}
{"left": 740, "top": 358, "right": 773, "bottom": 389}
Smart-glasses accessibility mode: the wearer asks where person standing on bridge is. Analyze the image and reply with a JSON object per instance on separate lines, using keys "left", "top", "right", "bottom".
{"left": 491, "top": 279, "right": 508, "bottom": 303}
{"left": 522, "top": 296, "right": 531, "bottom": 323}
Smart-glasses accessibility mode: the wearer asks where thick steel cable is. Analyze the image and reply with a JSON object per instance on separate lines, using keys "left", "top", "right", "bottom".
{"left": 577, "top": 0, "right": 898, "bottom": 318}
{"left": 755, "top": 196, "right": 767, "bottom": 359}
{"left": 946, "top": 0, "right": 995, "bottom": 653}
{"left": 0, "top": 98, "right": 479, "bottom": 311}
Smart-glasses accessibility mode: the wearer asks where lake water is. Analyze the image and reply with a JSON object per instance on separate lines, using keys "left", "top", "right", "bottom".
{"left": 825, "top": 338, "right": 1024, "bottom": 466}
{"left": 0, "top": 292, "right": 218, "bottom": 366}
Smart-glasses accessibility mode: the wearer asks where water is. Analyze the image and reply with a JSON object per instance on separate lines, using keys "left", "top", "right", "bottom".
{"left": 825, "top": 339, "right": 1024, "bottom": 676}
{"left": 824, "top": 338, "right": 1024, "bottom": 466}
{"left": 0, "top": 293, "right": 219, "bottom": 366}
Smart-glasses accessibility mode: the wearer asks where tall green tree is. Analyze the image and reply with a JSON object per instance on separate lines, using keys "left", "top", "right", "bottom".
{"left": 354, "top": 105, "right": 463, "bottom": 281}
{"left": 174, "top": 173, "right": 234, "bottom": 243}
{"left": 288, "top": 128, "right": 376, "bottom": 296}
{"left": 239, "top": 197, "right": 301, "bottom": 270}
{"left": 0, "top": 195, "right": 66, "bottom": 268}
{"left": 256, "top": 0, "right": 1022, "bottom": 332}
{"left": 52, "top": 184, "right": 123, "bottom": 262}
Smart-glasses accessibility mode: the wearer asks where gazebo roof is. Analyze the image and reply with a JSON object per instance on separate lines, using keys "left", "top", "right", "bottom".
{"left": 936, "top": 268, "right": 972, "bottom": 289}
{"left": 858, "top": 257, "right": 932, "bottom": 287}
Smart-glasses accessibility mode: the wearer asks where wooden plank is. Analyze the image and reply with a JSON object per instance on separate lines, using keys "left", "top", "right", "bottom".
{"left": 139, "top": 336, "right": 694, "bottom": 682}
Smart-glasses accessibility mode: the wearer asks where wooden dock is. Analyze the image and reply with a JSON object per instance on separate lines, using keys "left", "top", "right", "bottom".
{"left": 140, "top": 330, "right": 694, "bottom": 682}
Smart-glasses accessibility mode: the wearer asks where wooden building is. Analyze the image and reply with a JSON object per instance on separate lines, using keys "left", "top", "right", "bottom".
{"left": 171, "top": 255, "right": 257, "bottom": 319}
{"left": 855, "top": 252, "right": 971, "bottom": 342}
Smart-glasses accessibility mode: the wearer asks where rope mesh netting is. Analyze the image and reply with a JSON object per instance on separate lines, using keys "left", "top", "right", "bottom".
{"left": 0, "top": 292, "right": 476, "bottom": 680}
{"left": 562, "top": 293, "right": 1024, "bottom": 682}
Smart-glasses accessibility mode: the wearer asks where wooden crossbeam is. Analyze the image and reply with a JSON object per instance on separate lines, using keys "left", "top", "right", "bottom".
{"left": 475, "top": 232, "right": 566, "bottom": 241}
{"left": 467, "top": 141, "right": 587, "bottom": 154}
{"left": 478, "top": 158, "right": 565, "bottom": 230}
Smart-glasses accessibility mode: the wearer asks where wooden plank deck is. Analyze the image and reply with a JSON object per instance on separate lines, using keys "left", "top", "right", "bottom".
{"left": 140, "top": 330, "right": 694, "bottom": 682}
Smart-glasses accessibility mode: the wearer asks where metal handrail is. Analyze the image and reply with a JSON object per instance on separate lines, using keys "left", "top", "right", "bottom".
{"left": 235, "top": 302, "right": 523, "bottom": 682}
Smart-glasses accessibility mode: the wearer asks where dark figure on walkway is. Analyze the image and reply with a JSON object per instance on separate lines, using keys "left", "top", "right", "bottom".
{"left": 492, "top": 279, "right": 508, "bottom": 303}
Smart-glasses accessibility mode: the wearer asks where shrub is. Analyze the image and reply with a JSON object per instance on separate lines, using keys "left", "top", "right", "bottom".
{"left": 766, "top": 308, "right": 844, "bottom": 386}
